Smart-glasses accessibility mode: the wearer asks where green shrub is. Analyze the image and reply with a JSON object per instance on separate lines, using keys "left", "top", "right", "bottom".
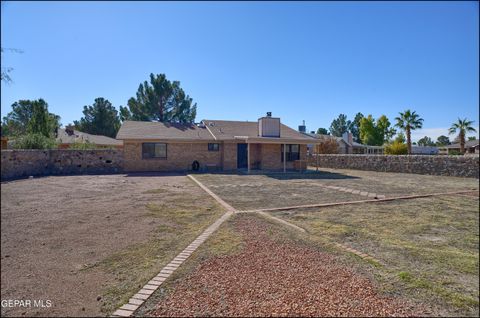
{"left": 448, "top": 150, "right": 462, "bottom": 156}
{"left": 384, "top": 141, "right": 408, "bottom": 155}
{"left": 13, "top": 133, "right": 57, "bottom": 149}
{"left": 69, "top": 141, "right": 98, "bottom": 150}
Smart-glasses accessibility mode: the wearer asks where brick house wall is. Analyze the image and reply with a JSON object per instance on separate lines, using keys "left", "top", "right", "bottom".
{"left": 259, "top": 144, "right": 307, "bottom": 170}
{"left": 123, "top": 141, "right": 308, "bottom": 172}
{"left": 222, "top": 142, "right": 237, "bottom": 170}
{"left": 123, "top": 141, "right": 222, "bottom": 172}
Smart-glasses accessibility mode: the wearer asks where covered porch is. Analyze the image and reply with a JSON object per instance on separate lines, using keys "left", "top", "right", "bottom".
{"left": 233, "top": 136, "right": 321, "bottom": 173}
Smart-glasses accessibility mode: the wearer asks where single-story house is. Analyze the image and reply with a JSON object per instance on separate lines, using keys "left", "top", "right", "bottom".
{"left": 116, "top": 113, "right": 319, "bottom": 172}
{"left": 302, "top": 132, "right": 351, "bottom": 154}
{"left": 302, "top": 131, "right": 384, "bottom": 154}
{"left": 438, "top": 139, "right": 479, "bottom": 155}
{"left": 56, "top": 127, "right": 124, "bottom": 149}
{"left": 411, "top": 146, "right": 438, "bottom": 155}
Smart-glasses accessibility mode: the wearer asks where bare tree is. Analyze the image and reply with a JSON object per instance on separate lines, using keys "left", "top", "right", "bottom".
{"left": 1, "top": 47, "right": 24, "bottom": 84}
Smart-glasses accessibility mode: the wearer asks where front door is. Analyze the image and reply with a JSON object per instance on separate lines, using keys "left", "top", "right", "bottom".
{"left": 237, "top": 143, "right": 248, "bottom": 169}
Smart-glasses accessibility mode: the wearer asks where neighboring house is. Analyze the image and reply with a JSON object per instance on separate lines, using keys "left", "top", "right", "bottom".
{"left": 302, "top": 131, "right": 384, "bottom": 154}
{"left": 438, "top": 139, "right": 479, "bottom": 155}
{"left": 302, "top": 132, "right": 351, "bottom": 154}
{"left": 411, "top": 146, "right": 438, "bottom": 155}
{"left": 116, "top": 113, "right": 318, "bottom": 172}
{"left": 56, "top": 127, "right": 123, "bottom": 149}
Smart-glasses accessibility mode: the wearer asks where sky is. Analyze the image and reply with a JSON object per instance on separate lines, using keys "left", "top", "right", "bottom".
{"left": 1, "top": 1, "right": 478, "bottom": 141}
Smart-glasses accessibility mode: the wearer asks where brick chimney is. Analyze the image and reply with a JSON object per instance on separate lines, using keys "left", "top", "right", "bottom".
{"left": 342, "top": 132, "right": 353, "bottom": 144}
{"left": 258, "top": 112, "right": 280, "bottom": 137}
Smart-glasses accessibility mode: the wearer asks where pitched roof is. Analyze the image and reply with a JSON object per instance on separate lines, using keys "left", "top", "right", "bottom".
{"left": 202, "top": 120, "right": 313, "bottom": 141}
{"left": 116, "top": 119, "right": 315, "bottom": 142}
{"left": 302, "top": 132, "right": 345, "bottom": 143}
{"left": 443, "top": 139, "right": 479, "bottom": 149}
{"left": 56, "top": 128, "right": 123, "bottom": 146}
{"left": 116, "top": 121, "right": 213, "bottom": 140}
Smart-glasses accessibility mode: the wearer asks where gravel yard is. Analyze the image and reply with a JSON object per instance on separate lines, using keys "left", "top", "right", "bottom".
{"left": 146, "top": 214, "right": 424, "bottom": 317}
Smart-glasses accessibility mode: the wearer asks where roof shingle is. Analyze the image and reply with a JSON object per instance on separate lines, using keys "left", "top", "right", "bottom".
{"left": 116, "top": 121, "right": 213, "bottom": 140}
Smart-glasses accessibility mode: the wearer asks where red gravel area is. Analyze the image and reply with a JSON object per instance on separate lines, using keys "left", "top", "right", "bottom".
{"left": 152, "top": 215, "right": 424, "bottom": 317}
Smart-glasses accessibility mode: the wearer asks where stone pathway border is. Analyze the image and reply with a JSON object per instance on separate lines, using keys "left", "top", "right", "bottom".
{"left": 258, "top": 212, "right": 383, "bottom": 265}
{"left": 112, "top": 176, "right": 236, "bottom": 317}
{"left": 258, "top": 211, "right": 306, "bottom": 233}
{"left": 319, "top": 184, "right": 386, "bottom": 199}
{"left": 238, "top": 190, "right": 477, "bottom": 213}
{"left": 332, "top": 242, "right": 385, "bottom": 265}
{"left": 187, "top": 174, "right": 237, "bottom": 212}
{"left": 452, "top": 192, "right": 479, "bottom": 199}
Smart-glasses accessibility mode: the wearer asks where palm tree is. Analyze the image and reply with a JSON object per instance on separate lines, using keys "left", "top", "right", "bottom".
{"left": 395, "top": 110, "right": 424, "bottom": 155}
{"left": 448, "top": 118, "right": 477, "bottom": 154}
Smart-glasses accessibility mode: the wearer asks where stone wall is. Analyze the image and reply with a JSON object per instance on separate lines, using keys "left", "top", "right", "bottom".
{"left": 1, "top": 149, "right": 124, "bottom": 180}
{"left": 308, "top": 154, "right": 479, "bottom": 178}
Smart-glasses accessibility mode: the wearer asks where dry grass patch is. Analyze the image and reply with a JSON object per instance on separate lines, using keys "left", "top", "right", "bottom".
{"left": 194, "top": 173, "right": 362, "bottom": 210}
{"left": 90, "top": 182, "right": 224, "bottom": 314}
{"left": 273, "top": 196, "right": 479, "bottom": 316}
{"left": 308, "top": 167, "right": 479, "bottom": 197}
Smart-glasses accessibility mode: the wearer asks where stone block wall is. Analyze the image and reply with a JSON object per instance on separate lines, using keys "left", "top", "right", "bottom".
{"left": 308, "top": 154, "right": 479, "bottom": 178}
{"left": 1, "top": 149, "right": 123, "bottom": 180}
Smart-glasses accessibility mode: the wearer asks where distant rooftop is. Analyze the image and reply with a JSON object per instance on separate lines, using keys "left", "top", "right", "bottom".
{"left": 57, "top": 128, "right": 123, "bottom": 146}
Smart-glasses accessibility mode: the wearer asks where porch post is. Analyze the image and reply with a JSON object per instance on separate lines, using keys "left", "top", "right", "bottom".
{"left": 247, "top": 142, "right": 250, "bottom": 173}
{"left": 283, "top": 143, "right": 286, "bottom": 173}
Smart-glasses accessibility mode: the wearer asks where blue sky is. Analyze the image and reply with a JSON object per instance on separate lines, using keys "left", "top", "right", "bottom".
{"left": 1, "top": 1, "right": 478, "bottom": 141}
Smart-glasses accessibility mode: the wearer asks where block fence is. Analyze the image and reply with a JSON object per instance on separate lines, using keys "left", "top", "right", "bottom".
{"left": 308, "top": 154, "right": 479, "bottom": 178}
{"left": 2, "top": 150, "right": 478, "bottom": 180}
{"left": 1, "top": 149, "right": 124, "bottom": 180}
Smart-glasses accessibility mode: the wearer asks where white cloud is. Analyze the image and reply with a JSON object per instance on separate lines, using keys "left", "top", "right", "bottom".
{"left": 409, "top": 126, "right": 479, "bottom": 142}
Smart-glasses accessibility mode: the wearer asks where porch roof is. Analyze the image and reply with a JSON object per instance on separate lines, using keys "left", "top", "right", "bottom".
{"left": 234, "top": 136, "right": 322, "bottom": 144}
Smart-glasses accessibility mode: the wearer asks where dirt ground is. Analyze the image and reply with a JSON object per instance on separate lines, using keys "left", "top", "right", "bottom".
{"left": 1, "top": 169, "right": 478, "bottom": 317}
{"left": 0, "top": 173, "right": 223, "bottom": 317}
{"left": 140, "top": 214, "right": 424, "bottom": 317}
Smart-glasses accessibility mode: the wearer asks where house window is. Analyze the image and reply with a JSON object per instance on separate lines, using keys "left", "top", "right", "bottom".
{"left": 142, "top": 143, "right": 167, "bottom": 159}
{"left": 208, "top": 143, "right": 220, "bottom": 151}
{"left": 281, "top": 144, "right": 300, "bottom": 162}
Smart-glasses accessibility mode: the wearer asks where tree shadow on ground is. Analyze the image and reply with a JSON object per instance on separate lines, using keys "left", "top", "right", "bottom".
{"left": 124, "top": 171, "right": 188, "bottom": 178}
{"left": 199, "top": 169, "right": 359, "bottom": 180}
